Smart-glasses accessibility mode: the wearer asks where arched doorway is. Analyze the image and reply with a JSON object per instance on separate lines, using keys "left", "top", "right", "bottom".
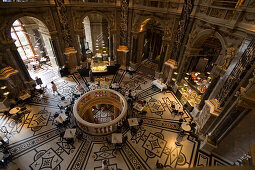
{"left": 82, "top": 13, "right": 109, "bottom": 72}
{"left": 178, "top": 35, "right": 223, "bottom": 109}
{"left": 140, "top": 19, "right": 163, "bottom": 63}
{"left": 11, "top": 16, "right": 59, "bottom": 85}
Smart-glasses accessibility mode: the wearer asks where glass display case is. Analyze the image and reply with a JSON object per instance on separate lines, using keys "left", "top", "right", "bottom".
{"left": 178, "top": 79, "right": 203, "bottom": 108}
{"left": 91, "top": 55, "right": 108, "bottom": 73}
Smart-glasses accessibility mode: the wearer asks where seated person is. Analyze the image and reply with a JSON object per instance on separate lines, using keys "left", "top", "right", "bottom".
{"left": 35, "top": 77, "right": 43, "bottom": 87}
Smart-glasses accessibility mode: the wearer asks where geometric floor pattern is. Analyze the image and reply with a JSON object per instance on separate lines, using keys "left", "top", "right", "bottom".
{"left": 0, "top": 63, "right": 231, "bottom": 169}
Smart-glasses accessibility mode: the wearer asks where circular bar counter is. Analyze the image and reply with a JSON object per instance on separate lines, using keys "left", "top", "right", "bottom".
{"left": 73, "top": 89, "right": 128, "bottom": 135}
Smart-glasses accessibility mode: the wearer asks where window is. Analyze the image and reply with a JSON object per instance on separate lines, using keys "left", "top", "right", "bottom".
{"left": 11, "top": 19, "right": 35, "bottom": 60}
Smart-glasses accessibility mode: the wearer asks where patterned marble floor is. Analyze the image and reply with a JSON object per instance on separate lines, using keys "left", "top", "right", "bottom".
{"left": 0, "top": 61, "right": 231, "bottom": 169}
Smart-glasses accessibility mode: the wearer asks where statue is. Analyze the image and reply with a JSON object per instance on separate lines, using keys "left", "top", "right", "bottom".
{"left": 221, "top": 43, "right": 236, "bottom": 71}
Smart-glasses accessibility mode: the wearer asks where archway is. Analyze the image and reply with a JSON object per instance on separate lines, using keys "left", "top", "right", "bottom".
{"left": 10, "top": 16, "right": 59, "bottom": 85}
{"left": 82, "top": 13, "right": 109, "bottom": 72}
{"left": 178, "top": 34, "right": 223, "bottom": 109}
{"left": 141, "top": 19, "right": 163, "bottom": 63}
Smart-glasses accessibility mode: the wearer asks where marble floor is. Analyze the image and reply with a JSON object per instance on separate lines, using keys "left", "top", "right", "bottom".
{"left": 0, "top": 61, "right": 231, "bottom": 169}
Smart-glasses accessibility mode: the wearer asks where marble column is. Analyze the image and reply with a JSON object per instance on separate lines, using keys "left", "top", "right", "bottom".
{"left": 79, "top": 35, "right": 87, "bottom": 62}
{"left": 131, "top": 32, "right": 138, "bottom": 63}
{"left": 136, "top": 31, "right": 145, "bottom": 63}
{"left": 108, "top": 29, "right": 115, "bottom": 60}
{"left": 50, "top": 35, "right": 65, "bottom": 66}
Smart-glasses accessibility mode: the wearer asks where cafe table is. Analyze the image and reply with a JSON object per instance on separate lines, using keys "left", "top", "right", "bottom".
{"left": 111, "top": 133, "right": 122, "bottom": 144}
{"left": 128, "top": 118, "right": 139, "bottom": 127}
{"left": 55, "top": 114, "right": 68, "bottom": 124}
{"left": 9, "top": 107, "right": 21, "bottom": 115}
{"left": 64, "top": 128, "right": 76, "bottom": 139}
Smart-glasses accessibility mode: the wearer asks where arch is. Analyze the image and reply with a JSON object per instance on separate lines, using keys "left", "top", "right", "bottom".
{"left": 191, "top": 29, "right": 227, "bottom": 53}
{"left": 5, "top": 13, "right": 54, "bottom": 42}
{"left": 79, "top": 11, "right": 113, "bottom": 30}
{"left": 134, "top": 16, "right": 164, "bottom": 33}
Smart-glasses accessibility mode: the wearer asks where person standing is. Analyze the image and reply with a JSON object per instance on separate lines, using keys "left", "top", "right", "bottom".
{"left": 51, "top": 81, "right": 60, "bottom": 95}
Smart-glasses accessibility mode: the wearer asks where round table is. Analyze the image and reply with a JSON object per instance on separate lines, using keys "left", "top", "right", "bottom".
{"left": 9, "top": 107, "right": 21, "bottom": 115}
{"left": 181, "top": 123, "right": 191, "bottom": 131}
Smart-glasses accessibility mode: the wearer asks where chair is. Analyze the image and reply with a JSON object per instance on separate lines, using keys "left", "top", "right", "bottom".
{"left": 54, "top": 113, "right": 59, "bottom": 118}
{"left": 123, "top": 136, "right": 128, "bottom": 144}
{"left": 131, "top": 127, "right": 137, "bottom": 136}
{"left": 3, "top": 111, "right": 11, "bottom": 117}
{"left": 66, "top": 138, "right": 74, "bottom": 146}
{"left": 59, "top": 131, "right": 65, "bottom": 141}
{"left": 156, "top": 160, "right": 164, "bottom": 169}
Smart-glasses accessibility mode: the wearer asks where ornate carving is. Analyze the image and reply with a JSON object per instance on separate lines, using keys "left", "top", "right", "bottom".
{"left": 216, "top": 38, "right": 255, "bottom": 106}
{"left": 210, "top": 8, "right": 225, "bottom": 19}
{"left": 119, "top": 0, "right": 129, "bottom": 46}
{"left": 199, "top": 6, "right": 208, "bottom": 14}
{"left": 219, "top": 43, "right": 236, "bottom": 71}
{"left": 243, "top": 13, "right": 255, "bottom": 24}
{"left": 54, "top": 0, "right": 73, "bottom": 48}
{"left": 248, "top": 0, "right": 255, "bottom": 7}
{"left": 170, "top": 0, "right": 194, "bottom": 60}
{"left": 244, "top": 69, "right": 255, "bottom": 93}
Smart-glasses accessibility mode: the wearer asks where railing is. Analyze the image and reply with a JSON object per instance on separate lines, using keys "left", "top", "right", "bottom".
{"left": 73, "top": 89, "right": 128, "bottom": 135}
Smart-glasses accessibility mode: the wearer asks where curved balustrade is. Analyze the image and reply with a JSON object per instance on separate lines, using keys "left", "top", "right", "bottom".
{"left": 73, "top": 89, "right": 128, "bottom": 135}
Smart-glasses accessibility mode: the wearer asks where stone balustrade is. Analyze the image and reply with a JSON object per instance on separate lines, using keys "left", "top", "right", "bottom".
{"left": 73, "top": 89, "right": 128, "bottom": 135}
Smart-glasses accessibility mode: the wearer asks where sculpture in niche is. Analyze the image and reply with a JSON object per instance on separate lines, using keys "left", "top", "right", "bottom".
{"left": 196, "top": 105, "right": 210, "bottom": 133}
{"left": 220, "top": 43, "right": 236, "bottom": 71}
{"left": 244, "top": 69, "right": 255, "bottom": 93}
{"left": 163, "top": 23, "right": 172, "bottom": 41}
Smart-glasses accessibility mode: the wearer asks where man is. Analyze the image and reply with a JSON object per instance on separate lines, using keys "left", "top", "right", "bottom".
{"left": 51, "top": 81, "right": 60, "bottom": 95}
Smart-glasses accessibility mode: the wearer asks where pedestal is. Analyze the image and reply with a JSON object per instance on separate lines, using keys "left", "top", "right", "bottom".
{"left": 199, "top": 135, "right": 217, "bottom": 154}
{"left": 195, "top": 99, "right": 222, "bottom": 135}
{"left": 155, "top": 71, "right": 163, "bottom": 80}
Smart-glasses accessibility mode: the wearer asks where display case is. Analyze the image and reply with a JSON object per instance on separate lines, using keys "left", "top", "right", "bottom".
{"left": 178, "top": 79, "right": 203, "bottom": 108}
{"left": 91, "top": 55, "right": 108, "bottom": 73}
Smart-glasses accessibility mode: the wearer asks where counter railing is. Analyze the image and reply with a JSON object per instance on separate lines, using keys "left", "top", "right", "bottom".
{"left": 73, "top": 89, "right": 128, "bottom": 135}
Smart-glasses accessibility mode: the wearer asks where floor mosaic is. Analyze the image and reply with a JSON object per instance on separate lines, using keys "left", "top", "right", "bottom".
{"left": 0, "top": 61, "right": 231, "bottom": 169}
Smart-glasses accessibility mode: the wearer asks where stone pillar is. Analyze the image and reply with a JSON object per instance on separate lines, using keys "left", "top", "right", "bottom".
{"left": 7, "top": 44, "right": 31, "bottom": 82}
{"left": 108, "top": 29, "right": 115, "bottom": 60}
{"left": 40, "top": 33, "right": 58, "bottom": 69}
{"left": 131, "top": 32, "right": 138, "bottom": 63}
{"left": 195, "top": 99, "right": 222, "bottom": 136}
{"left": 136, "top": 31, "right": 145, "bottom": 63}
{"left": 79, "top": 35, "right": 87, "bottom": 62}
{"left": 164, "top": 59, "right": 177, "bottom": 85}
{"left": 50, "top": 35, "right": 65, "bottom": 67}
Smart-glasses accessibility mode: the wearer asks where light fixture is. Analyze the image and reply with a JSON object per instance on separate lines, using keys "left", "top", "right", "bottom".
{"left": 186, "top": 73, "right": 190, "bottom": 75}
{"left": 1, "top": 86, "right": 7, "bottom": 90}
{"left": 197, "top": 77, "right": 201, "bottom": 80}
{"left": 208, "top": 77, "right": 212, "bottom": 79}
{"left": 174, "top": 72, "right": 178, "bottom": 75}
{"left": 207, "top": 72, "right": 210, "bottom": 74}
{"left": 184, "top": 84, "right": 188, "bottom": 87}
{"left": 172, "top": 78, "right": 176, "bottom": 81}
{"left": 184, "top": 77, "right": 188, "bottom": 80}
{"left": 3, "top": 92, "right": 10, "bottom": 96}
{"left": 195, "top": 73, "right": 198, "bottom": 76}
